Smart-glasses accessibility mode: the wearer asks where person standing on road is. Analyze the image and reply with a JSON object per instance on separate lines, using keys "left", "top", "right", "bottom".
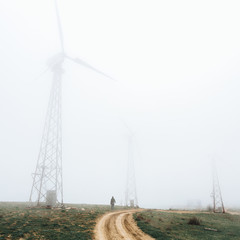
{"left": 110, "top": 196, "right": 116, "bottom": 210}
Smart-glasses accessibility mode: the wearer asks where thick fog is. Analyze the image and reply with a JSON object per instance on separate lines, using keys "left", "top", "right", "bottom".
{"left": 0, "top": 0, "right": 240, "bottom": 209}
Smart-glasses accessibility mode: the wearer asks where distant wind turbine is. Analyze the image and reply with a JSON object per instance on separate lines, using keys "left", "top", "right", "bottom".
{"left": 211, "top": 160, "right": 225, "bottom": 213}
{"left": 122, "top": 120, "right": 138, "bottom": 208}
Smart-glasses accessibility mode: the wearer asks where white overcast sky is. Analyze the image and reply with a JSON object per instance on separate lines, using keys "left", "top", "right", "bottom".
{"left": 0, "top": 0, "right": 240, "bottom": 209}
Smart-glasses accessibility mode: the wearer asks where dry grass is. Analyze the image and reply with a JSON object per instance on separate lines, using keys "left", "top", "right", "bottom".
{"left": 134, "top": 209, "right": 240, "bottom": 240}
{"left": 0, "top": 202, "right": 122, "bottom": 240}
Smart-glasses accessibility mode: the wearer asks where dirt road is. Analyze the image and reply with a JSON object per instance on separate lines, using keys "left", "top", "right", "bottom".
{"left": 94, "top": 210, "right": 154, "bottom": 240}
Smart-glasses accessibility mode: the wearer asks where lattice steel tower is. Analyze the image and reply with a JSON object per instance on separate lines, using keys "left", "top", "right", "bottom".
{"left": 29, "top": 0, "right": 112, "bottom": 207}
{"left": 29, "top": 57, "right": 64, "bottom": 207}
{"left": 124, "top": 124, "right": 138, "bottom": 208}
{"left": 211, "top": 162, "right": 225, "bottom": 213}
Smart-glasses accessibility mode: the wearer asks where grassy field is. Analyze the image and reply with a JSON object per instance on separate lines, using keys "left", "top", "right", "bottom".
{"left": 134, "top": 210, "right": 240, "bottom": 240}
{"left": 0, "top": 202, "right": 118, "bottom": 240}
{"left": 1, "top": 203, "right": 240, "bottom": 240}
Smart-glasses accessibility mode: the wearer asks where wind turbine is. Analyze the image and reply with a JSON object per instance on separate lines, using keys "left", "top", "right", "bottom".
{"left": 122, "top": 121, "right": 138, "bottom": 208}
{"left": 211, "top": 160, "right": 225, "bottom": 213}
{"left": 29, "top": 0, "right": 112, "bottom": 207}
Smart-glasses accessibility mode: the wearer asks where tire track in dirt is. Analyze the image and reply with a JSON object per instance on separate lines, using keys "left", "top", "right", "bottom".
{"left": 94, "top": 210, "right": 154, "bottom": 240}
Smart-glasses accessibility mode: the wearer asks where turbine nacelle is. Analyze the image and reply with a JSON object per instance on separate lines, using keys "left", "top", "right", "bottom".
{"left": 47, "top": 53, "right": 65, "bottom": 69}
{"left": 46, "top": 52, "right": 114, "bottom": 81}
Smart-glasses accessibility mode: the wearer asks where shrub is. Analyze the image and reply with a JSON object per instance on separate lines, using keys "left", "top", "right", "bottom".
{"left": 188, "top": 216, "right": 201, "bottom": 225}
{"left": 135, "top": 214, "right": 145, "bottom": 221}
{"left": 207, "top": 205, "right": 213, "bottom": 212}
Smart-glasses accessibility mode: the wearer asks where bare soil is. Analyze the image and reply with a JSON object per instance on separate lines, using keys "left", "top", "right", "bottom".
{"left": 94, "top": 209, "right": 154, "bottom": 240}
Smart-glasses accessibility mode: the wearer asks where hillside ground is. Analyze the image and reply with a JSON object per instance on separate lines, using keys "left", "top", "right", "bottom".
{"left": 0, "top": 202, "right": 119, "bottom": 240}
{"left": 1, "top": 202, "right": 240, "bottom": 240}
{"left": 134, "top": 209, "right": 240, "bottom": 240}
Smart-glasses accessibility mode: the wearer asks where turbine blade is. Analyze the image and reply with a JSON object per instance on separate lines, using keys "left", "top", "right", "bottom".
{"left": 67, "top": 56, "right": 115, "bottom": 81}
{"left": 55, "top": 0, "right": 65, "bottom": 53}
{"left": 35, "top": 66, "right": 51, "bottom": 81}
{"left": 121, "top": 119, "right": 135, "bottom": 136}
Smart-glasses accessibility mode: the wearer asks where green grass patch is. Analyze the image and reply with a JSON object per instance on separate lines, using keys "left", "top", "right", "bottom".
{"left": 0, "top": 202, "right": 123, "bottom": 240}
{"left": 134, "top": 210, "right": 240, "bottom": 240}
